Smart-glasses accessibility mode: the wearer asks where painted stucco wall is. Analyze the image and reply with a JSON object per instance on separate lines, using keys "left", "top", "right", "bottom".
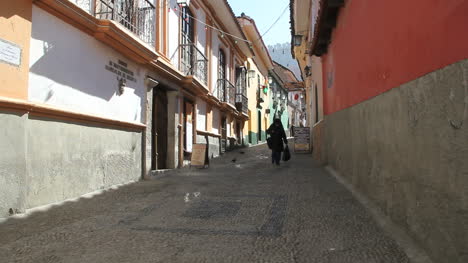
{"left": 0, "top": 112, "right": 142, "bottom": 217}
{"left": 212, "top": 107, "right": 220, "bottom": 134}
{"left": 322, "top": 0, "right": 468, "bottom": 114}
{"left": 193, "top": 7, "right": 207, "bottom": 55}
{"left": 0, "top": 5, "right": 146, "bottom": 218}
{"left": 324, "top": 59, "right": 468, "bottom": 263}
{"left": 0, "top": 111, "right": 27, "bottom": 218}
{"left": 210, "top": 33, "right": 234, "bottom": 96}
{"left": 244, "top": 58, "right": 256, "bottom": 140}
{"left": 263, "top": 80, "right": 272, "bottom": 130}
{"left": 0, "top": 0, "right": 32, "bottom": 100}
{"left": 196, "top": 98, "right": 207, "bottom": 131}
{"left": 211, "top": 35, "right": 220, "bottom": 92}
{"left": 168, "top": 0, "right": 180, "bottom": 65}
{"left": 29, "top": 6, "right": 145, "bottom": 123}
{"left": 242, "top": 58, "right": 271, "bottom": 144}
{"left": 26, "top": 117, "right": 142, "bottom": 209}
{"left": 226, "top": 115, "right": 231, "bottom": 137}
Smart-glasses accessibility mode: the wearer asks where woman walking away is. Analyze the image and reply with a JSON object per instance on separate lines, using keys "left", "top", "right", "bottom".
{"left": 267, "top": 118, "right": 288, "bottom": 166}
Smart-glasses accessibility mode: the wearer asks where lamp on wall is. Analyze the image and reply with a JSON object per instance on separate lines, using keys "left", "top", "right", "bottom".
{"left": 145, "top": 76, "right": 159, "bottom": 89}
{"left": 176, "top": 0, "right": 190, "bottom": 7}
{"left": 304, "top": 66, "right": 312, "bottom": 77}
{"left": 248, "top": 69, "right": 256, "bottom": 79}
{"left": 293, "top": 35, "right": 303, "bottom": 46}
{"left": 118, "top": 77, "right": 126, "bottom": 95}
{"left": 268, "top": 76, "right": 273, "bottom": 84}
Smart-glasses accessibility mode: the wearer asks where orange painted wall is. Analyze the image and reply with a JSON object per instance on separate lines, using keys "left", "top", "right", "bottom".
{"left": 0, "top": 0, "right": 32, "bottom": 100}
{"left": 322, "top": 0, "right": 468, "bottom": 115}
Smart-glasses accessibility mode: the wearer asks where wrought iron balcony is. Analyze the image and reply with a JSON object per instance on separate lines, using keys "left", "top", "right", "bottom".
{"left": 95, "top": 0, "right": 156, "bottom": 46}
{"left": 215, "top": 79, "right": 236, "bottom": 106}
{"left": 235, "top": 93, "right": 248, "bottom": 114}
{"left": 234, "top": 70, "right": 247, "bottom": 114}
{"left": 179, "top": 43, "right": 208, "bottom": 85}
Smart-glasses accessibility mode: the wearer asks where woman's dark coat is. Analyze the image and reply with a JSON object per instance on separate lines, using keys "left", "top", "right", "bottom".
{"left": 267, "top": 123, "right": 288, "bottom": 152}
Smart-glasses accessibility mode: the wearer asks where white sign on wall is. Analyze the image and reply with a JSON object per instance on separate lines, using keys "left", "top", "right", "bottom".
{"left": 186, "top": 122, "right": 193, "bottom": 152}
{"left": 0, "top": 38, "right": 21, "bottom": 66}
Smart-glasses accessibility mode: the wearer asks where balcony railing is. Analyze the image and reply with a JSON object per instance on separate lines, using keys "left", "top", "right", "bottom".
{"left": 215, "top": 79, "right": 236, "bottom": 106}
{"left": 179, "top": 43, "right": 208, "bottom": 85}
{"left": 235, "top": 93, "right": 248, "bottom": 114}
{"left": 95, "top": 0, "right": 156, "bottom": 46}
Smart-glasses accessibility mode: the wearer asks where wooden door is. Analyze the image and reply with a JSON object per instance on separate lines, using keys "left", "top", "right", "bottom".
{"left": 221, "top": 117, "right": 227, "bottom": 153}
{"left": 248, "top": 110, "right": 252, "bottom": 144}
{"left": 258, "top": 111, "right": 262, "bottom": 141}
{"left": 153, "top": 88, "right": 168, "bottom": 170}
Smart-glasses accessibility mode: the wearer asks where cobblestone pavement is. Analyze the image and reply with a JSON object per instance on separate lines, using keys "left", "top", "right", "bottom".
{"left": 0, "top": 144, "right": 410, "bottom": 263}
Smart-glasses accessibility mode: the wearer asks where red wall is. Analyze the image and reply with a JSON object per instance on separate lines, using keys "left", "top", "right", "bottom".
{"left": 322, "top": 0, "right": 468, "bottom": 115}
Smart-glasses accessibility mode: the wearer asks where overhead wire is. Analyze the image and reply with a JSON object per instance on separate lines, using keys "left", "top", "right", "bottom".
{"left": 255, "top": 3, "right": 289, "bottom": 42}
{"left": 163, "top": 0, "right": 252, "bottom": 43}
{"left": 159, "top": 0, "right": 291, "bottom": 50}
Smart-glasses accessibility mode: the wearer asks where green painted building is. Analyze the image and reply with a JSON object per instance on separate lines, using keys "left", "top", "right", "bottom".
{"left": 268, "top": 67, "right": 290, "bottom": 135}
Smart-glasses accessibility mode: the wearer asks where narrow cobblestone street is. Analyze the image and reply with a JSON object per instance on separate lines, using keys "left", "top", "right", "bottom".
{"left": 0, "top": 144, "right": 410, "bottom": 263}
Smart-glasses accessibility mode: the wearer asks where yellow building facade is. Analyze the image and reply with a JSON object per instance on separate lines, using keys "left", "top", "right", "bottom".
{"left": 238, "top": 15, "right": 274, "bottom": 145}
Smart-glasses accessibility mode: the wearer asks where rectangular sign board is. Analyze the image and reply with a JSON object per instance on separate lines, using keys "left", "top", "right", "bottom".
{"left": 190, "top": 144, "right": 207, "bottom": 167}
{"left": 0, "top": 38, "right": 21, "bottom": 67}
{"left": 294, "top": 127, "right": 311, "bottom": 153}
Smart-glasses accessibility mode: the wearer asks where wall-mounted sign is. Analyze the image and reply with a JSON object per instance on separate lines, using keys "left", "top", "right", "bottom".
{"left": 105, "top": 59, "right": 136, "bottom": 82}
{"left": 294, "top": 127, "right": 311, "bottom": 153}
{"left": 0, "top": 38, "right": 21, "bottom": 67}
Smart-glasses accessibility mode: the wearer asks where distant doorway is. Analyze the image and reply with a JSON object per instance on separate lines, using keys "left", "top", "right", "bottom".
{"left": 248, "top": 110, "right": 252, "bottom": 144}
{"left": 221, "top": 117, "right": 227, "bottom": 153}
{"left": 258, "top": 111, "right": 262, "bottom": 141}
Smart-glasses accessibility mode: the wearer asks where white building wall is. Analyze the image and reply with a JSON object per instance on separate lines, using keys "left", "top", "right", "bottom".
{"left": 29, "top": 6, "right": 145, "bottom": 123}
{"left": 211, "top": 35, "right": 220, "bottom": 92}
{"left": 225, "top": 48, "right": 231, "bottom": 82}
{"left": 194, "top": 9, "right": 206, "bottom": 55}
{"left": 212, "top": 107, "right": 220, "bottom": 134}
{"left": 196, "top": 98, "right": 207, "bottom": 131}
{"left": 211, "top": 34, "right": 233, "bottom": 83}
{"left": 168, "top": 0, "right": 180, "bottom": 67}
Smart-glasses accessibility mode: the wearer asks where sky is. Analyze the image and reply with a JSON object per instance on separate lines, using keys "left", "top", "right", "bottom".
{"left": 228, "top": 0, "right": 291, "bottom": 46}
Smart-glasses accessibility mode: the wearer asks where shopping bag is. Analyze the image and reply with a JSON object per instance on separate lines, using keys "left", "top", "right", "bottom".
{"left": 267, "top": 136, "right": 273, "bottom": 149}
{"left": 283, "top": 145, "right": 291, "bottom": 161}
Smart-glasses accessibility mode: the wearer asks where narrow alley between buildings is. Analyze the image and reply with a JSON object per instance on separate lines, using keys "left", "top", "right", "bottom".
{"left": 0, "top": 144, "right": 413, "bottom": 263}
